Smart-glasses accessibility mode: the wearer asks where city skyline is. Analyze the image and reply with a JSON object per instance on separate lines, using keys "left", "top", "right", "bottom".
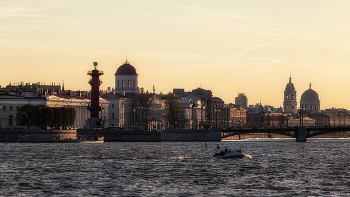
{"left": 2, "top": 1, "right": 350, "bottom": 109}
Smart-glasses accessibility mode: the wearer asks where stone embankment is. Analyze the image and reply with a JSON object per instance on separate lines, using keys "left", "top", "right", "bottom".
{"left": 1, "top": 129, "right": 349, "bottom": 142}
{"left": 98, "top": 129, "right": 221, "bottom": 142}
{"left": 0, "top": 129, "right": 103, "bottom": 142}
{"left": 0, "top": 129, "right": 77, "bottom": 142}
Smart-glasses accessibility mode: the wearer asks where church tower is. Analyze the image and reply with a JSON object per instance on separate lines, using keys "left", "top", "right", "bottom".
{"left": 283, "top": 74, "right": 297, "bottom": 113}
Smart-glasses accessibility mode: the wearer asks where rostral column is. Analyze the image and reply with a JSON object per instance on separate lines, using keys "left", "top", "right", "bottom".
{"left": 87, "top": 62, "right": 104, "bottom": 119}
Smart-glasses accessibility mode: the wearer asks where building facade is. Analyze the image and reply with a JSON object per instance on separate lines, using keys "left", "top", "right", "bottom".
{"left": 0, "top": 93, "right": 108, "bottom": 129}
{"left": 288, "top": 116, "right": 315, "bottom": 127}
{"left": 235, "top": 93, "right": 248, "bottom": 109}
{"left": 246, "top": 111, "right": 288, "bottom": 128}
{"left": 307, "top": 114, "right": 330, "bottom": 127}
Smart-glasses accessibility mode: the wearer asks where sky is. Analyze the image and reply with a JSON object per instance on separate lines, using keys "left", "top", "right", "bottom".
{"left": 1, "top": 0, "right": 350, "bottom": 109}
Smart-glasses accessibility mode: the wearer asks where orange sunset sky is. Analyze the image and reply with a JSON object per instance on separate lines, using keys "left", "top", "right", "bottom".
{"left": 2, "top": 1, "right": 350, "bottom": 109}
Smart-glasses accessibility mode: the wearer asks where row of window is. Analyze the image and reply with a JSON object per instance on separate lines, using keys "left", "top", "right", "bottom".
{"left": 117, "top": 80, "right": 136, "bottom": 88}
{"left": 2, "top": 106, "right": 19, "bottom": 111}
{"left": 301, "top": 104, "right": 319, "bottom": 111}
{"left": 248, "top": 117, "right": 264, "bottom": 121}
{"left": 285, "top": 94, "right": 295, "bottom": 100}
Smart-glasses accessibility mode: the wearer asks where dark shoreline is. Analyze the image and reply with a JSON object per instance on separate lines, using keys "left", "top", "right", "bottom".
{"left": 0, "top": 129, "right": 349, "bottom": 142}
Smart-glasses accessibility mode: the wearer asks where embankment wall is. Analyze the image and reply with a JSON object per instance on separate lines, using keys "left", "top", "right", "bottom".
{"left": 0, "top": 129, "right": 77, "bottom": 142}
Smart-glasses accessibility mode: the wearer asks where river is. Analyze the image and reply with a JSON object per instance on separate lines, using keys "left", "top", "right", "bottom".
{"left": 0, "top": 139, "right": 349, "bottom": 196}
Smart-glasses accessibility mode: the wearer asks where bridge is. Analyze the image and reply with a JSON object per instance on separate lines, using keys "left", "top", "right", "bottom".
{"left": 221, "top": 127, "right": 350, "bottom": 142}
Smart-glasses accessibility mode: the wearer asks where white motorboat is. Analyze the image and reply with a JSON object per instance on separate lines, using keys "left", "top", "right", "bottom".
{"left": 213, "top": 148, "right": 247, "bottom": 159}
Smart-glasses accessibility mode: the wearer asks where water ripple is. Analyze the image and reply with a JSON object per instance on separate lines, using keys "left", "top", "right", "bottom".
{"left": 0, "top": 139, "right": 349, "bottom": 196}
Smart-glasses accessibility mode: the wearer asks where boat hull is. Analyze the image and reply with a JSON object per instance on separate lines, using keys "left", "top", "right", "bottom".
{"left": 213, "top": 151, "right": 246, "bottom": 159}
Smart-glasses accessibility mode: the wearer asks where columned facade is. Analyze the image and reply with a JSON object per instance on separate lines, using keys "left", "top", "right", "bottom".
{"left": 46, "top": 95, "right": 109, "bottom": 129}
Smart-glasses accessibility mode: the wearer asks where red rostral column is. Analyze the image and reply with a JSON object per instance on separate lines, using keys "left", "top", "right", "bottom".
{"left": 87, "top": 62, "right": 104, "bottom": 119}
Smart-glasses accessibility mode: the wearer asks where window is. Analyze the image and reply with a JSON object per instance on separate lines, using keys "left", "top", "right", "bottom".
{"left": 10, "top": 106, "right": 12, "bottom": 111}
{"left": 122, "top": 80, "right": 125, "bottom": 87}
{"left": 112, "top": 104, "right": 114, "bottom": 108}
{"left": 128, "top": 80, "right": 130, "bottom": 87}
{"left": 3, "top": 106, "right": 6, "bottom": 111}
{"left": 8, "top": 114, "right": 13, "bottom": 126}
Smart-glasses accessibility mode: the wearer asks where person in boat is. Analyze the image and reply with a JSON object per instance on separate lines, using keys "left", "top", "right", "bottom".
{"left": 225, "top": 148, "right": 228, "bottom": 153}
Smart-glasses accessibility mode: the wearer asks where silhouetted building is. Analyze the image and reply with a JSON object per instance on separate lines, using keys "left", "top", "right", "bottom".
{"left": 246, "top": 111, "right": 288, "bottom": 128}
{"left": 300, "top": 83, "right": 320, "bottom": 113}
{"left": 307, "top": 114, "right": 330, "bottom": 127}
{"left": 235, "top": 93, "right": 248, "bottom": 109}
{"left": 283, "top": 75, "right": 297, "bottom": 113}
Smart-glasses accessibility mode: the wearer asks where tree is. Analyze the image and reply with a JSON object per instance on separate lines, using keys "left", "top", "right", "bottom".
{"left": 130, "top": 93, "right": 158, "bottom": 130}
{"left": 164, "top": 93, "right": 184, "bottom": 129}
{"left": 68, "top": 107, "right": 76, "bottom": 127}
{"left": 36, "top": 105, "right": 54, "bottom": 129}
{"left": 61, "top": 107, "right": 70, "bottom": 129}
{"left": 16, "top": 104, "right": 39, "bottom": 129}
{"left": 51, "top": 107, "right": 62, "bottom": 129}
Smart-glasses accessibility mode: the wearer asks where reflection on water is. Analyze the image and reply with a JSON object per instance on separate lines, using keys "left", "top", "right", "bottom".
{"left": 0, "top": 139, "right": 349, "bottom": 196}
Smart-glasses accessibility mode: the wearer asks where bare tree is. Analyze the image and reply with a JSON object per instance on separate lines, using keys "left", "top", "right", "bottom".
{"left": 129, "top": 93, "right": 158, "bottom": 130}
{"left": 164, "top": 93, "right": 184, "bottom": 129}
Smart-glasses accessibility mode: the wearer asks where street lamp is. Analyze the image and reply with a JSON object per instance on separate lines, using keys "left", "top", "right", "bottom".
{"left": 146, "top": 107, "right": 150, "bottom": 131}
{"left": 133, "top": 107, "right": 136, "bottom": 130}
{"left": 214, "top": 108, "right": 221, "bottom": 128}
{"left": 300, "top": 106, "right": 306, "bottom": 127}
{"left": 138, "top": 105, "right": 142, "bottom": 129}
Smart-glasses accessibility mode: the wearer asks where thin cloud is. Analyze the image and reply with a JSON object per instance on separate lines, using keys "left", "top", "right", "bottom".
{"left": 0, "top": 3, "right": 86, "bottom": 26}
{"left": 225, "top": 30, "right": 298, "bottom": 59}
{"left": 0, "top": 6, "right": 39, "bottom": 18}
{"left": 170, "top": 5, "right": 298, "bottom": 59}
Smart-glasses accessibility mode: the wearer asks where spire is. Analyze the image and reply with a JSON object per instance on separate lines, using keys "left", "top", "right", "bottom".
{"left": 124, "top": 52, "right": 130, "bottom": 65}
{"left": 309, "top": 82, "right": 312, "bottom": 89}
{"left": 289, "top": 72, "right": 292, "bottom": 83}
{"left": 124, "top": 52, "right": 129, "bottom": 64}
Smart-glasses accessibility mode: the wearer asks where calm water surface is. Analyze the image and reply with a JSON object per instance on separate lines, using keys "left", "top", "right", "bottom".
{"left": 0, "top": 139, "right": 349, "bottom": 196}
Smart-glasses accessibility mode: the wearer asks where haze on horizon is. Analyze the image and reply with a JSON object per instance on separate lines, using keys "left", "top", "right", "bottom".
{"left": 1, "top": 0, "right": 350, "bottom": 109}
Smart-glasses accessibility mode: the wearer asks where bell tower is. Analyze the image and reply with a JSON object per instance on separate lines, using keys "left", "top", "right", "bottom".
{"left": 283, "top": 74, "right": 297, "bottom": 113}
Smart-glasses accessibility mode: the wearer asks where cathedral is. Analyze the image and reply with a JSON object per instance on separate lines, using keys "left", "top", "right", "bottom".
{"left": 283, "top": 75, "right": 321, "bottom": 114}
{"left": 300, "top": 83, "right": 320, "bottom": 113}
